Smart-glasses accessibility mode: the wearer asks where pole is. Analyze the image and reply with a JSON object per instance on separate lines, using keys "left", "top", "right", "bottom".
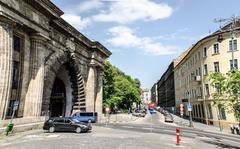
{"left": 231, "top": 33, "right": 235, "bottom": 69}
{"left": 188, "top": 90, "right": 193, "bottom": 127}
{"left": 150, "top": 114, "right": 153, "bottom": 133}
{"left": 176, "top": 127, "right": 180, "bottom": 145}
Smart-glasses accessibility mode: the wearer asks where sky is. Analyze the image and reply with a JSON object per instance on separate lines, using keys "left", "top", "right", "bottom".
{"left": 52, "top": 0, "right": 240, "bottom": 89}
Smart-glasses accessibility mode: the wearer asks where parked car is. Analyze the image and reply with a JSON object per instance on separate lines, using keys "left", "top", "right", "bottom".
{"left": 43, "top": 117, "right": 92, "bottom": 133}
{"left": 72, "top": 112, "right": 98, "bottom": 123}
{"left": 132, "top": 109, "right": 146, "bottom": 117}
{"left": 164, "top": 113, "right": 173, "bottom": 123}
{"left": 149, "top": 109, "right": 156, "bottom": 114}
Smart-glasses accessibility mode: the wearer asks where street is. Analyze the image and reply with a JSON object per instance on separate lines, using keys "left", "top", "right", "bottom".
{"left": 0, "top": 113, "right": 240, "bottom": 149}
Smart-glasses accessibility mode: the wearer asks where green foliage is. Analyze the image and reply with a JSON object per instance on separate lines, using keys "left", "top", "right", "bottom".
{"left": 208, "top": 69, "right": 240, "bottom": 122}
{"left": 103, "top": 60, "right": 141, "bottom": 112}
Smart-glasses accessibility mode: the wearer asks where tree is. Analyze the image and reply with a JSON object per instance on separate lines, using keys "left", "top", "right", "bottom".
{"left": 103, "top": 60, "right": 141, "bottom": 112}
{"left": 208, "top": 69, "right": 240, "bottom": 127}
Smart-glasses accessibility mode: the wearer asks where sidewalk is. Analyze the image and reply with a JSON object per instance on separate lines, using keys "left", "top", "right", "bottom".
{"left": 171, "top": 114, "right": 230, "bottom": 134}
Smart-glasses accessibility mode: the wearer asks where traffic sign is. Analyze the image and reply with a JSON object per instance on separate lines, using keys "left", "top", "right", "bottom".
{"left": 105, "top": 107, "right": 110, "bottom": 113}
{"left": 187, "top": 103, "right": 192, "bottom": 111}
{"left": 13, "top": 100, "right": 19, "bottom": 111}
{"left": 149, "top": 102, "right": 155, "bottom": 109}
{"left": 180, "top": 103, "right": 184, "bottom": 116}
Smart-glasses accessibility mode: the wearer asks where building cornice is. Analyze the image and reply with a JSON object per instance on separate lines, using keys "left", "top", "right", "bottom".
{"left": 23, "top": 0, "right": 64, "bottom": 19}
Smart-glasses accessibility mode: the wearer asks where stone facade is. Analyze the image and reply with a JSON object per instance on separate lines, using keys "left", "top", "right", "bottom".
{"left": 156, "top": 62, "right": 175, "bottom": 109}
{"left": 0, "top": 0, "right": 111, "bottom": 120}
{"left": 174, "top": 21, "right": 240, "bottom": 127}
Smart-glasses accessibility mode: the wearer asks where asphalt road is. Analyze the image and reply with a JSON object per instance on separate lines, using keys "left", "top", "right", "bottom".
{"left": 0, "top": 113, "right": 240, "bottom": 149}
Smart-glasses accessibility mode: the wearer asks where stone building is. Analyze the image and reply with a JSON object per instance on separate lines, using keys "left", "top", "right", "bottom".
{"left": 156, "top": 62, "right": 175, "bottom": 110}
{"left": 0, "top": 0, "right": 111, "bottom": 120}
{"left": 141, "top": 88, "right": 151, "bottom": 105}
{"left": 150, "top": 83, "right": 158, "bottom": 105}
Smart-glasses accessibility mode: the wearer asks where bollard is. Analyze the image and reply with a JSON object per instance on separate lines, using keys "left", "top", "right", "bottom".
{"left": 5, "top": 122, "right": 14, "bottom": 136}
{"left": 176, "top": 127, "right": 180, "bottom": 145}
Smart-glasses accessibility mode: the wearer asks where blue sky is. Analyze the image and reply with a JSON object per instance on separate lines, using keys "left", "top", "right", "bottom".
{"left": 52, "top": 0, "right": 240, "bottom": 89}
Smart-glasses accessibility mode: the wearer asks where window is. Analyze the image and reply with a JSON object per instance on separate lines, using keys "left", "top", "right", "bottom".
{"left": 12, "top": 61, "right": 20, "bottom": 89}
{"left": 214, "top": 62, "right": 220, "bottom": 72}
{"left": 230, "top": 59, "right": 238, "bottom": 69}
{"left": 196, "top": 69, "right": 198, "bottom": 76}
{"left": 198, "top": 67, "right": 201, "bottom": 76}
{"left": 198, "top": 104, "right": 201, "bottom": 118}
{"left": 13, "top": 35, "right": 21, "bottom": 52}
{"left": 65, "top": 119, "right": 72, "bottom": 124}
{"left": 199, "top": 87, "right": 202, "bottom": 97}
{"left": 204, "top": 64, "right": 208, "bottom": 75}
{"left": 207, "top": 104, "right": 213, "bottom": 119}
{"left": 54, "top": 118, "right": 64, "bottom": 123}
{"left": 7, "top": 100, "right": 15, "bottom": 116}
{"left": 229, "top": 39, "right": 237, "bottom": 51}
{"left": 215, "top": 83, "right": 221, "bottom": 93}
{"left": 218, "top": 105, "right": 226, "bottom": 120}
{"left": 213, "top": 43, "right": 219, "bottom": 54}
{"left": 203, "top": 47, "right": 207, "bottom": 57}
{"left": 205, "top": 84, "right": 209, "bottom": 96}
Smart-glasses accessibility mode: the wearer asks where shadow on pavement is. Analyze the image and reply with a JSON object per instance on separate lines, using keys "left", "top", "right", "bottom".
{"left": 201, "top": 140, "right": 240, "bottom": 149}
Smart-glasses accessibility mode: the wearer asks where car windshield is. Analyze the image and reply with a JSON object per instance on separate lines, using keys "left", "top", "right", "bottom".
{"left": 72, "top": 119, "right": 80, "bottom": 123}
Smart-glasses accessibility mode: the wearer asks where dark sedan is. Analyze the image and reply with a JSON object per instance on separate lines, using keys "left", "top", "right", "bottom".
{"left": 43, "top": 117, "right": 92, "bottom": 133}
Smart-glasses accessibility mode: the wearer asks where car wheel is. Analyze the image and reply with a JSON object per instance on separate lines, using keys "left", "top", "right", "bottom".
{"left": 88, "top": 119, "right": 92, "bottom": 123}
{"left": 76, "top": 127, "right": 82, "bottom": 133}
{"left": 49, "top": 126, "right": 55, "bottom": 133}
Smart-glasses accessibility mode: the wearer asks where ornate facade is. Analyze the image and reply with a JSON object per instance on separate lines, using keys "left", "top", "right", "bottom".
{"left": 0, "top": 0, "right": 111, "bottom": 120}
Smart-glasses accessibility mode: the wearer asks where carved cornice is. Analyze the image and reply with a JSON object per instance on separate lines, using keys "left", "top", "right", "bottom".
{"left": 88, "top": 59, "right": 104, "bottom": 69}
{"left": 91, "top": 41, "right": 112, "bottom": 58}
{"left": 23, "top": 0, "right": 63, "bottom": 19}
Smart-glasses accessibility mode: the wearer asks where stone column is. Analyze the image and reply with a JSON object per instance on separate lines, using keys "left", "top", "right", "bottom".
{"left": 0, "top": 22, "right": 13, "bottom": 120}
{"left": 95, "top": 69, "right": 103, "bottom": 116}
{"left": 23, "top": 33, "right": 46, "bottom": 117}
{"left": 85, "top": 63, "right": 96, "bottom": 112}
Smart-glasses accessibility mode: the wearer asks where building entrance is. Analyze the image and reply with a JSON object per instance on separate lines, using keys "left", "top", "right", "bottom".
{"left": 49, "top": 78, "right": 66, "bottom": 117}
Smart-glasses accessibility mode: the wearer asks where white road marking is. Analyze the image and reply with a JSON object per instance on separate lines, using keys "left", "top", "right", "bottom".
{"left": 121, "top": 126, "right": 134, "bottom": 128}
{"left": 46, "top": 134, "right": 59, "bottom": 138}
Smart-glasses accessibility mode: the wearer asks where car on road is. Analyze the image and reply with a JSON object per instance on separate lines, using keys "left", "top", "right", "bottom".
{"left": 72, "top": 112, "right": 97, "bottom": 123}
{"left": 132, "top": 110, "right": 146, "bottom": 117}
{"left": 164, "top": 113, "right": 173, "bottom": 123}
{"left": 149, "top": 109, "right": 156, "bottom": 114}
{"left": 43, "top": 117, "right": 92, "bottom": 133}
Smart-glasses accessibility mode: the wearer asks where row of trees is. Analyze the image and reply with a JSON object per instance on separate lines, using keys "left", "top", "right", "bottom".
{"left": 103, "top": 61, "right": 141, "bottom": 113}
{"left": 208, "top": 69, "right": 240, "bottom": 126}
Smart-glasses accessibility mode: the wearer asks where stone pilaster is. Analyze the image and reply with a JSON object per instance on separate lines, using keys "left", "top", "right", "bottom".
{"left": 23, "top": 33, "right": 46, "bottom": 117}
{"left": 95, "top": 69, "right": 103, "bottom": 116}
{"left": 85, "top": 62, "right": 96, "bottom": 112}
{"left": 0, "top": 22, "right": 13, "bottom": 120}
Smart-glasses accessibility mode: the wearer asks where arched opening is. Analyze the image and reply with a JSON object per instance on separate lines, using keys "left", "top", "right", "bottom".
{"left": 42, "top": 51, "right": 86, "bottom": 117}
{"left": 49, "top": 78, "right": 66, "bottom": 117}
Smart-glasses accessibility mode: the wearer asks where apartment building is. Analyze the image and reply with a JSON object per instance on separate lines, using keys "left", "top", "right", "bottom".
{"left": 150, "top": 83, "right": 158, "bottom": 105}
{"left": 141, "top": 89, "right": 151, "bottom": 105}
{"left": 174, "top": 21, "right": 240, "bottom": 128}
{"left": 157, "top": 62, "right": 175, "bottom": 110}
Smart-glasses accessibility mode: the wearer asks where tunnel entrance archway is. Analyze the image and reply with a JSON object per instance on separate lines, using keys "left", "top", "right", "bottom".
{"left": 49, "top": 78, "right": 66, "bottom": 117}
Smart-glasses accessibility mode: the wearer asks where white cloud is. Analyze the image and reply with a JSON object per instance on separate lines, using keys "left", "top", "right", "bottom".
{"left": 62, "top": 14, "right": 91, "bottom": 30}
{"left": 107, "top": 26, "right": 178, "bottom": 55}
{"left": 93, "top": 0, "right": 173, "bottom": 24}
